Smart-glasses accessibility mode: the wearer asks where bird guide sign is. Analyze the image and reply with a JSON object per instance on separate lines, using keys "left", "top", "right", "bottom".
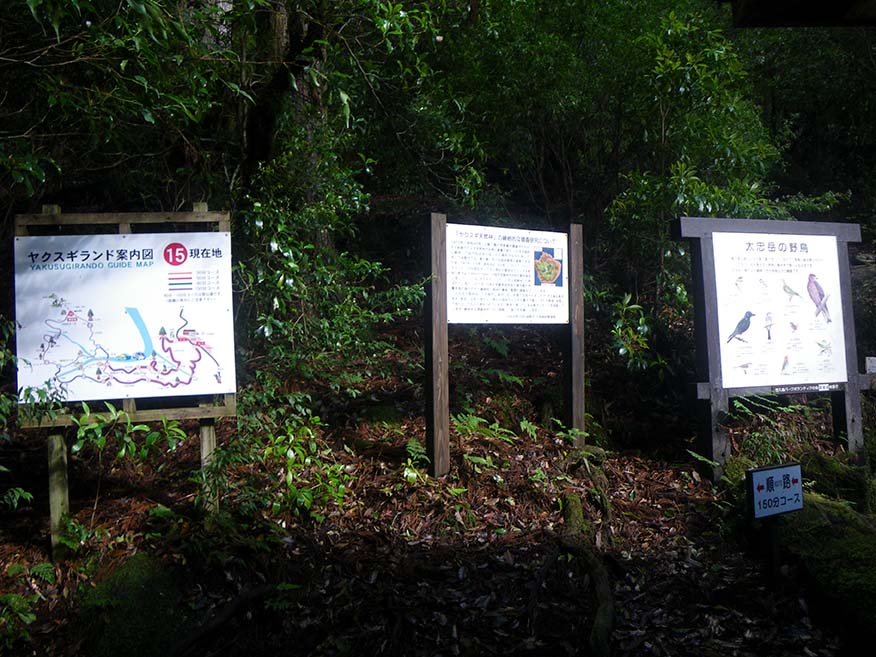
{"left": 746, "top": 463, "right": 804, "bottom": 520}
{"left": 712, "top": 231, "right": 847, "bottom": 390}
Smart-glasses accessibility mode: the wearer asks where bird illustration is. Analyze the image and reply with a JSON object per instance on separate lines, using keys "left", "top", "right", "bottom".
{"left": 735, "top": 276, "right": 744, "bottom": 290}
{"left": 817, "top": 339, "right": 832, "bottom": 356}
{"left": 727, "top": 311, "right": 755, "bottom": 343}
{"left": 735, "top": 362, "right": 752, "bottom": 374}
{"left": 764, "top": 312, "right": 773, "bottom": 341}
{"left": 807, "top": 274, "right": 831, "bottom": 323}
{"left": 789, "top": 321, "right": 798, "bottom": 332}
{"left": 782, "top": 279, "right": 801, "bottom": 301}
{"left": 781, "top": 355, "right": 789, "bottom": 374}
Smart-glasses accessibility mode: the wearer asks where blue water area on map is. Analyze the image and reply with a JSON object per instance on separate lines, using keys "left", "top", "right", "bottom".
{"left": 56, "top": 307, "right": 183, "bottom": 379}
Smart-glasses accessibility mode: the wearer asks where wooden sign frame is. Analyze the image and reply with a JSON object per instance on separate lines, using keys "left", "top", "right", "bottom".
{"left": 425, "top": 213, "right": 585, "bottom": 477}
{"left": 14, "top": 204, "right": 236, "bottom": 557}
{"left": 679, "top": 216, "right": 864, "bottom": 477}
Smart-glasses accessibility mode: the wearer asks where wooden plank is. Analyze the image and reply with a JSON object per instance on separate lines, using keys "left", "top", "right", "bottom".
{"left": 15, "top": 211, "right": 230, "bottom": 227}
{"left": 19, "top": 399, "right": 237, "bottom": 428}
{"left": 48, "top": 433, "right": 69, "bottom": 561}
{"left": 426, "top": 213, "right": 450, "bottom": 477}
{"left": 567, "top": 224, "right": 586, "bottom": 446}
{"left": 680, "top": 216, "right": 862, "bottom": 242}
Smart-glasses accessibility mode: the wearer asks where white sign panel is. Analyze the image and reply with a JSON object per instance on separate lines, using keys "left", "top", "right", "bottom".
{"left": 446, "top": 223, "right": 569, "bottom": 324}
{"left": 712, "top": 232, "right": 846, "bottom": 389}
{"left": 14, "top": 232, "right": 236, "bottom": 401}
{"left": 748, "top": 463, "right": 803, "bottom": 519}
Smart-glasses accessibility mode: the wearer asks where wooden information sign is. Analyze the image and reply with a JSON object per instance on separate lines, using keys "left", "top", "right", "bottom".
{"left": 679, "top": 216, "right": 864, "bottom": 477}
{"left": 14, "top": 204, "right": 236, "bottom": 558}
{"left": 426, "top": 214, "right": 585, "bottom": 476}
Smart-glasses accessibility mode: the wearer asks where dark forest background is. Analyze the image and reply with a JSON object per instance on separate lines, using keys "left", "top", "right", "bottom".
{"left": 3, "top": 2, "right": 876, "bottom": 654}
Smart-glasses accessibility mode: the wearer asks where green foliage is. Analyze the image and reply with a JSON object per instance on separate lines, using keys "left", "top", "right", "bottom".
{"left": 71, "top": 401, "right": 183, "bottom": 460}
{"left": 2, "top": 487, "right": 33, "bottom": 511}
{"left": 727, "top": 395, "right": 828, "bottom": 467}
{"left": 58, "top": 516, "right": 110, "bottom": 553}
{"left": 552, "top": 419, "right": 589, "bottom": 447}
{"left": 519, "top": 418, "right": 539, "bottom": 440}
{"left": 462, "top": 452, "right": 496, "bottom": 474}
{"left": 0, "top": 561, "right": 54, "bottom": 650}
{"left": 452, "top": 412, "right": 517, "bottom": 445}
{"left": 0, "top": 590, "right": 38, "bottom": 650}
{"left": 2, "top": 0, "right": 257, "bottom": 206}
{"left": 0, "top": 318, "right": 17, "bottom": 444}
{"left": 262, "top": 413, "right": 350, "bottom": 521}
{"left": 235, "top": 131, "right": 425, "bottom": 386}
{"left": 611, "top": 293, "right": 662, "bottom": 371}
{"left": 402, "top": 437, "right": 429, "bottom": 484}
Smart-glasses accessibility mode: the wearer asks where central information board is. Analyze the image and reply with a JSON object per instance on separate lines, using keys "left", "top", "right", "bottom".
{"left": 446, "top": 223, "right": 569, "bottom": 324}
{"left": 426, "top": 215, "right": 585, "bottom": 477}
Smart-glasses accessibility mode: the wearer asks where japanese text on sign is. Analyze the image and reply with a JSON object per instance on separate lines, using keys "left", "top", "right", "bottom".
{"left": 748, "top": 463, "right": 804, "bottom": 519}
{"left": 446, "top": 223, "right": 569, "bottom": 324}
{"left": 712, "top": 231, "right": 847, "bottom": 389}
{"left": 14, "top": 232, "right": 236, "bottom": 402}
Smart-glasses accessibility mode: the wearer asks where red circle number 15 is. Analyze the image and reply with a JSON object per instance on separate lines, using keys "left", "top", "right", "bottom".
{"left": 164, "top": 242, "right": 188, "bottom": 266}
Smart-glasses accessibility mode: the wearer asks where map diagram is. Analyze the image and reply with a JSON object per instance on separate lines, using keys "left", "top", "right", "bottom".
{"left": 30, "top": 295, "right": 225, "bottom": 399}
{"left": 15, "top": 232, "right": 236, "bottom": 402}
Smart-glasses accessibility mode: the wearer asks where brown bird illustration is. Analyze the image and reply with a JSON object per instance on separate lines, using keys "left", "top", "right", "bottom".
{"left": 807, "top": 274, "right": 831, "bottom": 323}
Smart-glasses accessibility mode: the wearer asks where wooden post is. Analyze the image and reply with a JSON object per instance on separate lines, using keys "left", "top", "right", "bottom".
{"left": 833, "top": 238, "right": 864, "bottom": 461}
{"left": 566, "top": 224, "right": 586, "bottom": 446}
{"left": 200, "top": 418, "right": 218, "bottom": 511}
{"left": 425, "top": 213, "right": 450, "bottom": 477}
{"left": 48, "top": 433, "right": 69, "bottom": 561}
{"left": 689, "top": 232, "right": 730, "bottom": 478}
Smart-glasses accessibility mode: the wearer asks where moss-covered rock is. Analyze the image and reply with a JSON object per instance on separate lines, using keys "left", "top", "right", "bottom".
{"left": 778, "top": 492, "right": 876, "bottom": 645}
{"left": 78, "top": 552, "right": 191, "bottom": 657}
{"left": 799, "top": 451, "right": 874, "bottom": 513}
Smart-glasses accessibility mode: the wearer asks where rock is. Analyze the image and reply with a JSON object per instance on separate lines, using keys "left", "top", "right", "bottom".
{"left": 779, "top": 492, "right": 876, "bottom": 648}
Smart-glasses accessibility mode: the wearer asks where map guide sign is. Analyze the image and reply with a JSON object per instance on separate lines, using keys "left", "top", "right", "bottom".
{"left": 446, "top": 223, "right": 569, "bottom": 324}
{"left": 14, "top": 232, "right": 236, "bottom": 402}
{"left": 712, "top": 231, "right": 847, "bottom": 390}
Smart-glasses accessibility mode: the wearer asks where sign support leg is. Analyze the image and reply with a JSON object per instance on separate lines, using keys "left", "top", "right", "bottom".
{"left": 563, "top": 224, "right": 586, "bottom": 446}
{"left": 701, "top": 389, "right": 730, "bottom": 479}
{"left": 200, "top": 418, "right": 218, "bottom": 511}
{"left": 832, "top": 388, "right": 864, "bottom": 464}
{"left": 48, "top": 432, "right": 69, "bottom": 561}
{"left": 426, "top": 213, "right": 450, "bottom": 477}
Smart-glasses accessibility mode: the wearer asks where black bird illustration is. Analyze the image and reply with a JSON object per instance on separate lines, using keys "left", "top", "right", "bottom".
{"left": 727, "top": 311, "right": 755, "bottom": 343}
{"left": 807, "top": 274, "right": 831, "bottom": 323}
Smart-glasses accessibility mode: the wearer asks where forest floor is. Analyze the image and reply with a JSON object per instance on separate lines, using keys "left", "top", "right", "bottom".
{"left": 0, "top": 326, "right": 852, "bottom": 656}
{"left": 0, "top": 426, "right": 847, "bottom": 656}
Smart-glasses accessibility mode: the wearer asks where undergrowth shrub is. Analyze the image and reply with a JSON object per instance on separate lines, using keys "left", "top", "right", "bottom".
{"left": 217, "top": 120, "right": 425, "bottom": 523}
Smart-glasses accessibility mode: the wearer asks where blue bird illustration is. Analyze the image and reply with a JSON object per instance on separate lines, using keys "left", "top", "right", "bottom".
{"left": 727, "top": 311, "right": 755, "bottom": 343}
